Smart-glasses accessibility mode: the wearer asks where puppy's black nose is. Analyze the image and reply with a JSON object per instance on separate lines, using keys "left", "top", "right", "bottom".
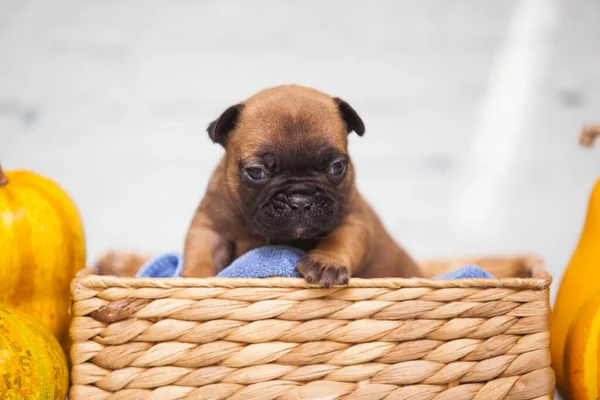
{"left": 288, "top": 194, "right": 313, "bottom": 211}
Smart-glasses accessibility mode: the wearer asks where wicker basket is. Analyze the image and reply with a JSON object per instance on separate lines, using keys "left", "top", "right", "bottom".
{"left": 69, "top": 256, "right": 554, "bottom": 400}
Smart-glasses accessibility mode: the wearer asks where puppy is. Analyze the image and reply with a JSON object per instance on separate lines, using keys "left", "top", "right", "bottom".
{"left": 183, "top": 85, "right": 422, "bottom": 286}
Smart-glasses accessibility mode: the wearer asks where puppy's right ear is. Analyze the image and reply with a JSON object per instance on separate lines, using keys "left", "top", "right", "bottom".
{"left": 207, "top": 104, "right": 244, "bottom": 146}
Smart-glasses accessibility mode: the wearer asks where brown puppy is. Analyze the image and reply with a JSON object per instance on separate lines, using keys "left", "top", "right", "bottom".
{"left": 183, "top": 85, "right": 422, "bottom": 286}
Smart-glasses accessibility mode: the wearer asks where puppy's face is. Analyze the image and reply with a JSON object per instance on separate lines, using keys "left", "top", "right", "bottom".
{"left": 208, "top": 85, "right": 365, "bottom": 240}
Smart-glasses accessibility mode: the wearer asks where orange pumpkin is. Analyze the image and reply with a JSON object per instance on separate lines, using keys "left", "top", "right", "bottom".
{"left": 552, "top": 131, "right": 600, "bottom": 395}
{"left": 0, "top": 306, "right": 69, "bottom": 399}
{"left": 565, "top": 289, "right": 600, "bottom": 399}
{"left": 0, "top": 163, "right": 85, "bottom": 347}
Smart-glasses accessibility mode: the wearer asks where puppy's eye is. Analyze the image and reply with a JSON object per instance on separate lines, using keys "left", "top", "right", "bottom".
{"left": 244, "top": 167, "right": 267, "bottom": 181}
{"left": 328, "top": 160, "right": 346, "bottom": 176}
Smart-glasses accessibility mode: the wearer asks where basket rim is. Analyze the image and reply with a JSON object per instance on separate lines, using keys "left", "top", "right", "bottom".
{"left": 73, "top": 274, "right": 551, "bottom": 291}
{"left": 74, "top": 254, "right": 551, "bottom": 291}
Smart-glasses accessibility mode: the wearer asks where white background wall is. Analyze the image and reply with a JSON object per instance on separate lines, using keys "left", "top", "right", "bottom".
{"left": 1, "top": 0, "right": 600, "bottom": 312}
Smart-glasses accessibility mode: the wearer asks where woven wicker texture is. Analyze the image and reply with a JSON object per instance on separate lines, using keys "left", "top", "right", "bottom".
{"left": 69, "top": 256, "right": 554, "bottom": 399}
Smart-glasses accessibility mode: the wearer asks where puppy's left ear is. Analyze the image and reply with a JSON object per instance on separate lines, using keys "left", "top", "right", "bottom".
{"left": 333, "top": 97, "right": 365, "bottom": 136}
{"left": 207, "top": 103, "right": 244, "bottom": 146}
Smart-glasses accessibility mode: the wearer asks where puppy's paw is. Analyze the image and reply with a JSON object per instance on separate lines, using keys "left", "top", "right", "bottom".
{"left": 296, "top": 253, "right": 350, "bottom": 288}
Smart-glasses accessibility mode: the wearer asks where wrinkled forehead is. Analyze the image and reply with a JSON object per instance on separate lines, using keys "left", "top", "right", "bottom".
{"left": 233, "top": 103, "right": 348, "bottom": 160}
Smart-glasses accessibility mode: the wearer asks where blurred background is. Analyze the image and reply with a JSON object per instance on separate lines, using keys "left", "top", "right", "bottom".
{"left": 1, "top": 0, "right": 599, "bottom": 304}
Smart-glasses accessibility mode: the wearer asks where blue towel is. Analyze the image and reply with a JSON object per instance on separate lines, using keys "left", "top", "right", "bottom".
{"left": 136, "top": 245, "right": 494, "bottom": 280}
{"left": 432, "top": 264, "right": 494, "bottom": 280}
{"left": 135, "top": 252, "right": 183, "bottom": 278}
{"left": 217, "top": 245, "right": 304, "bottom": 278}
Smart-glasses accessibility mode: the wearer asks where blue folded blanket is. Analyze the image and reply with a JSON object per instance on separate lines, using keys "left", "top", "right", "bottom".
{"left": 136, "top": 245, "right": 494, "bottom": 280}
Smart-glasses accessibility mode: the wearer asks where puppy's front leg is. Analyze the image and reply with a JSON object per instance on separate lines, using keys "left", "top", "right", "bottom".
{"left": 296, "top": 214, "right": 369, "bottom": 288}
{"left": 182, "top": 212, "right": 233, "bottom": 277}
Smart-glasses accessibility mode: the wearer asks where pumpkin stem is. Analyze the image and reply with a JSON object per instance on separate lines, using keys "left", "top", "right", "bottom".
{"left": 0, "top": 163, "right": 7, "bottom": 186}
{"left": 580, "top": 124, "right": 600, "bottom": 147}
